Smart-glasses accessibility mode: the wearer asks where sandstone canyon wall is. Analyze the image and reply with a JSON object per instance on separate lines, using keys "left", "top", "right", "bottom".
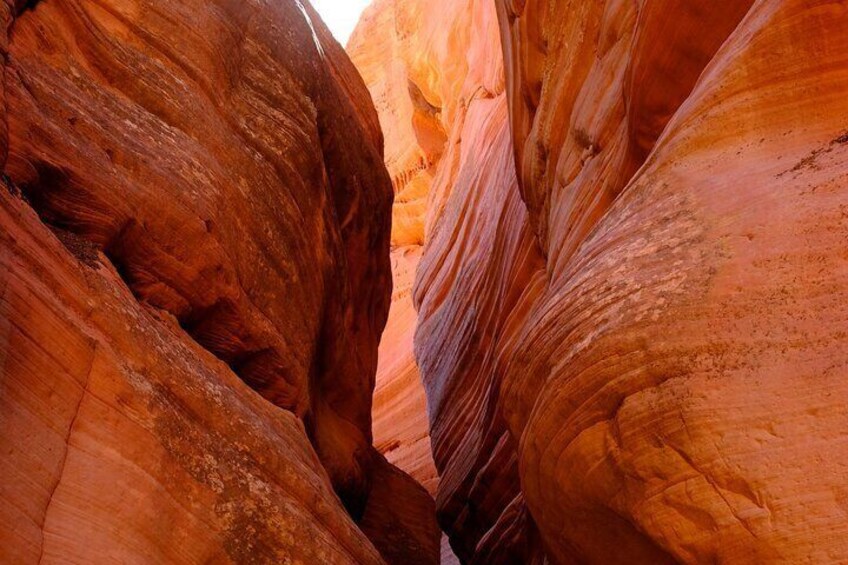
{"left": 348, "top": 0, "right": 507, "bottom": 498}
{"left": 4, "top": 0, "right": 848, "bottom": 562}
{"left": 494, "top": 1, "right": 848, "bottom": 561}
{"left": 348, "top": 2, "right": 514, "bottom": 562}
{"left": 0, "top": 0, "right": 438, "bottom": 563}
{"left": 368, "top": 0, "right": 848, "bottom": 563}
{"left": 347, "top": 0, "right": 440, "bottom": 514}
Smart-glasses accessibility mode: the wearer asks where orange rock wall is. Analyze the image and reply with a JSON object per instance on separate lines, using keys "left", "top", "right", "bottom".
{"left": 1, "top": 0, "right": 438, "bottom": 563}
{"left": 495, "top": 0, "right": 848, "bottom": 561}
{"left": 0, "top": 187, "right": 384, "bottom": 564}
{"left": 349, "top": 3, "right": 516, "bottom": 562}
{"left": 414, "top": 91, "right": 548, "bottom": 563}
{"left": 349, "top": 0, "right": 503, "bottom": 249}
{"left": 349, "top": 0, "right": 505, "bottom": 500}
{"left": 372, "top": 246, "right": 439, "bottom": 495}
{"left": 407, "top": 0, "right": 848, "bottom": 562}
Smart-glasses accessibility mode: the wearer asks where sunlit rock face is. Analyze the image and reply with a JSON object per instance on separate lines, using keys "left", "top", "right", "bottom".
{"left": 349, "top": 1, "right": 528, "bottom": 561}
{"left": 371, "top": 245, "right": 440, "bottom": 495}
{"left": 349, "top": 0, "right": 507, "bottom": 499}
{"left": 399, "top": 0, "right": 848, "bottom": 562}
{"left": 0, "top": 0, "right": 438, "bottom": 563}
{"left": 495, "top": 0, "right": 848, "bottom": 561}
{"left": 349, "top": 0, "right": 502, "bottom": 249}
{"left": 348, "top": 0, "right": 439, "bottom": 249}
{"left": 347, "top": 0, "right": 445, "bottom": 500}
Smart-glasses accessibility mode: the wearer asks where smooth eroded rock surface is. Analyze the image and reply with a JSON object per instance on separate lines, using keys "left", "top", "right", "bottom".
{"left": 408, "top": 0, "right": 848, "bottom": 562}
{"left": 414, "top": 91, "right": 548, "bottom": 564}
{"left": 0, "top": 188, "right": 385, "bottom": 564}
{"left": 495, "top": 0, "right": 848, "bottom": 562}
{"left": 1, "top": 0, "right": 439, "bottom": 563}
{"left": 372, "top": 245, "right": 439, "bottom": 495}
{"left": 351, "top": 1, "right": 527, "bottom": 561}
{"left": 2, "top": 0, "right": 392, "bottom": 510}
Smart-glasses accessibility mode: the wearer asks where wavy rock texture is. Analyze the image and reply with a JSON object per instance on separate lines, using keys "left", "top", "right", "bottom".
{"left": 349, "top": 0, "right": 506, "bottom": 500}
{"left": 410, "top": 0, "right": 848, "bottom": 562}
{"left": 372, "top": 245, "right": 440, "bottom": 495}
{"left": 414, "top": 90, "right": 548, "bottom": 564}
{"left": 1, "top": 0, "right": 438, "bottom": 563}
{"left": 348, "top": 1, "right": 441, "bottom": 248}
{"left": 349, "top": 0, "right": 502, "bottom": 249}
{"left": 347, "top": 0, "right": 444, "bottom": 501}
{"left": 414, "top": 90, "right": 551, "bottom": 563}
{"left": 350, "top": 2, "right": 516, "bottom": 562}
{"left": 0, "top": 187, "right": 385, "bottom": 564}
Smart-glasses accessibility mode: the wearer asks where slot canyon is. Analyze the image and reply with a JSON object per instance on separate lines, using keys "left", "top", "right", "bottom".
{"left": 1, "top": 0, "right": 847, "bottom": 563}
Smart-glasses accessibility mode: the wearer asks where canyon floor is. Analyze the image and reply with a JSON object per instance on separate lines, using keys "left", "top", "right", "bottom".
{"left": 2, "top": 0, "right": 848, "bottom": 564}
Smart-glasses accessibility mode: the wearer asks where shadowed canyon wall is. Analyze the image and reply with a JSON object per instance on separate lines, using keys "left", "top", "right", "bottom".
{"left": 348, "top": 1, "right": 511, "bottom": 562}
{"left": 401, "top": 0, "right": 848, "bottom": 562}
{"left": 0, "top": 0, "right": 439, "bottom": 563}
{"left": 348, "top": 0, "right": 503, "bottom": 501}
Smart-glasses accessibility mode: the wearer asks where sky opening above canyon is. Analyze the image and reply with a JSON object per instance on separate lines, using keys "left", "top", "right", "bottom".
{"left": 312, "top": 0, "right": 371, "bottom": 45}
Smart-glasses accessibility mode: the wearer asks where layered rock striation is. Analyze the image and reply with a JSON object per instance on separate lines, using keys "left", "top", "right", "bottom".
{"left": 1, "top": 0, "right": 437, "bottom": 563}
{"left": 371, "top": 245, "right": 440, "bottom": 495}
{"left": 6, "top": 0, "right": 847, "bottom": 562}
{"left": 349, "top": 0, "right": 508, "bottom": 500}
{"left": 393, "top": 0, "right": 848, "bottom": 562}
{"left": 0, "top": 184, "right": 386, "bottom": 564}
{"left": 494, "top": 0, "right": 848, "bottom": 561}
{"left": 350, "top": 3, "right": 519, "bottom": 562}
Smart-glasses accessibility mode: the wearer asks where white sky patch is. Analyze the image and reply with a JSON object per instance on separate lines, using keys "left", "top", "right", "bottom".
{"left": 310, "top": 0, "right": 371, "bottom": 45}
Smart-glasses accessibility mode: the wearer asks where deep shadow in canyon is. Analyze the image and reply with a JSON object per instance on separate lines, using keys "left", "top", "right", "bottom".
{"left": 2, "top": 0, "right": 848, "bottom": 564}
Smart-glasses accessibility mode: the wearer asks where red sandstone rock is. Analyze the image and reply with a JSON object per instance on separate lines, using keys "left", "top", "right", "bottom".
{"left": 349, "top": 0, "right": 503, "bottom": 250}
{"left": 409, "top": 0, "right": 848, "bottom": 562}
{"left": 0, "top": 188, "right": 385, "bottom": 564}
{"left": 500, "top": 1, "right": 848, "bottom": 560}
{"left": 350, "top": 2, "right": 527, "bottom": 560}
{"left": 2, "top": 0, "right": 391, "bottom": 511}
{"left": 372, "top": 246, "right": 439, "bottom": 495}
{"left": 348, "top": 0, "right": 503, "bottom": 498}
{"left": 359, "top": 451, "right": 440, "bottom": 565}
{"left": 348, "top": 0, "right": 443, "bottom": 502}
{"left": 7, "top": 0, "right": 843, "bottom": 562}
{"left": 1, "top": 0, "right": 439, "bottom": 563}
{"left": 349, "top": 2, "right": 442, "bottom": 248}
{"left": 413, "top": 91, "right": 547, "bottom": 563}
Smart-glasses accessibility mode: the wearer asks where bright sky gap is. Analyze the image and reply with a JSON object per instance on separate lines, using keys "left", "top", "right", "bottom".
{"left": 311, "top": 0, "right": 372, "bottom": 45}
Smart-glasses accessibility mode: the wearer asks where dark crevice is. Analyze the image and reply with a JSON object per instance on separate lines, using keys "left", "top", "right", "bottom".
{"left": 8, "top": 165, "right": 100, "bottom": 266}
{"left": 16, "top": 162, "right": 70, "bottom": 228}
{"left": 19, "top": 0, "right": 41, "bottom": 15}
{"left": 2, "top": 173, "right": 21, "bottom": 198}
{"left": 7, "top": 0, "right": 42, "bottom": 41}
{"left": 178, "top": 299, "right": 295, "bottom": 399}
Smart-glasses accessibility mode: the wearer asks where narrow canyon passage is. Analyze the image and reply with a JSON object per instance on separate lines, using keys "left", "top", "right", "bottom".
{"left": 2, "top": 0, "right": 848, "bottom": 564}
{"left": 348, "top": 0, "right": 848, "bottom": 563}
